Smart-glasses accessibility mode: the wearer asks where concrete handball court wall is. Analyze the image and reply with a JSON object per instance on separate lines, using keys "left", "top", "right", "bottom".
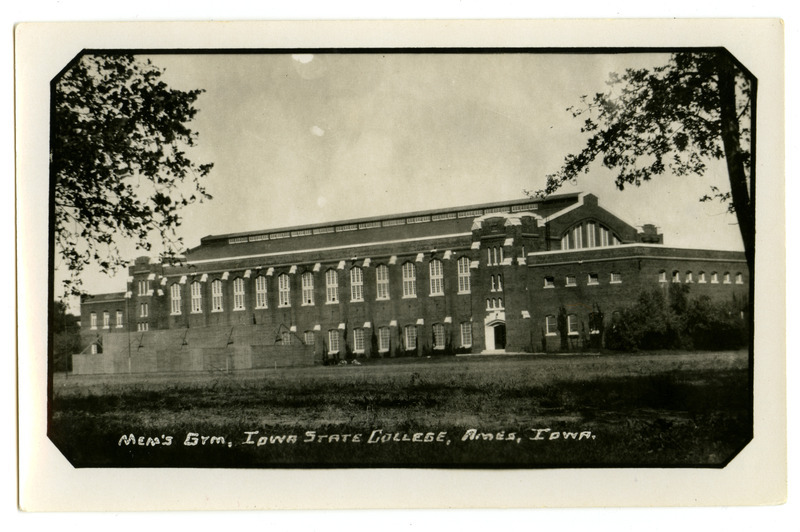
{"left": 72, "top": 325, "right": 317, "bottom": 375}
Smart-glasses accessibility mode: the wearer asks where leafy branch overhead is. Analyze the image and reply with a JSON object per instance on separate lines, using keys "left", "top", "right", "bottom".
{"left": 52, "top": 54, "right": 213, "bottom": 296}
{"left": 536, "top": 52, "right": 754, "bottom": 271}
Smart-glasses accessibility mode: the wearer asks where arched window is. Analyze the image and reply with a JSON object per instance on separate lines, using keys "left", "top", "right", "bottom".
{"left": 254, "top": 276, "right": 267, "bottom": 308}
{"left": 350, "top": 267, "right": 364, "bottom": 302}
{"left": 723, "top": 272, "right": 731, "bottom": 284}
{"left": 233, "top": 277, "right": 245, "bottom": 310}
{"left": 564, "top": 221, "right": 619, "bottom": 249}
{"left": 736, "top": 272, "right": 744, "bottom": 284}
{"left": 685, "top": 271, "right": 693, "bottom": 283}
{"left": 211, "top": 279, "right": 223, "bottom": 311}
{"left": 191, "top": 281, "right": 203, "bottom": 313}
{"left": 301, "top": 272, "right": 314, "bottom": 305}
{"left": 672, "top": 270, "right": 681, "bottom": 283}
{"left": 170, "top": 283, "right": 182, "bottom": 315}
{"left": 698, "top": 271, "right": 707, "bottom": 284}
{"left": 402, "top": 262, "right": 416, "bottom": 298}
{"left": 325, "top": 269, "right": 338, "bottom": 303}
{"left": 457, "top": 257, "right": 471, "bottom": 293}
{"left": 429, "top": 260, "right": 443, "bottom": 295}
{"left": 376, "top": 264, "right": 390, "bottom": 300}
{"left": 278, "top": 274, "right": 291, "bottom": 307}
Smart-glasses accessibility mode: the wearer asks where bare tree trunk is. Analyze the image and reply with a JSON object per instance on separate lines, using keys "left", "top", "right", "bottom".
{"left": 717, "top": 55, "right": 755, "bottom": 274}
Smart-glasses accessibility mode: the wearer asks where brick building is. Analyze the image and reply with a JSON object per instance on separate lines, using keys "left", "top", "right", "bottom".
{"left": 78, "top": 192, "right": 748, "bottom": 370}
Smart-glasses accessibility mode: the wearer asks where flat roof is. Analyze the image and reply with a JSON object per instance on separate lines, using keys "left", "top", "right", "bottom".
{"left": 198, "top": 192, "right": 581, "bottom": 245}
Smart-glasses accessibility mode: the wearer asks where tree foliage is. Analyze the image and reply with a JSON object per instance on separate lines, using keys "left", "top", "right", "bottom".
{"left": 52, "top": 53, "right": 213, "bottom": 297}
{"left": 535, "top": 51, "right": 755, "bottom": 271}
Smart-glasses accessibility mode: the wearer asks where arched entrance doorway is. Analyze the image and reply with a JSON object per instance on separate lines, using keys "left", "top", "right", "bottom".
{"left": 484, "top": 319, "right": 507, "bottom": 352}
{"left": 493, "top": 323, "right": 506, "bottom": 350}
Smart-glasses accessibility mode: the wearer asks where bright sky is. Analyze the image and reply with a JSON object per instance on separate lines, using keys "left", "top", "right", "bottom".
{"left": 62, "top": 51, "right": 745, "bottom": 306}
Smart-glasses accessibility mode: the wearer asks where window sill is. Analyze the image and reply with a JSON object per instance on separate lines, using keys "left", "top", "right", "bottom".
{"left": 376, "top": 297, "right": 390, "bottom": 301}
{"left": 545, "top": 333, "right": 558, "bottom": 337}
{"left": 543, "top": 285, "right": 554, "bottom": 289}
{"left": 233, "top": 308, "right": 245, "bottom": 312}
{"left": 301, "top": 303, "right": 315, "bottom": 307}
{"left": 211, "top": 309, "right": 223, "bottom": 313}
{"left": 353, "top": 350, "right": 365, "bottom": 354}
{"left": 325, "top": 301, "right": 338, "bottom": 305}
{"left": 429, "top": 293, "right": 444, "bottom": 297}
{"left": 350, "top": 299, "right": 364, "bottom": 303}
{"left": 191, "top": 310, "right": 203, "bottom": 314}
{"left": 609, "top": 281, "right": 622, "bottom": 284}
{"left": 565, "top": 284, "right": 576, "bottom": 288}
{"left": 457, "top": 291, "right": 471, "bottom": 295}
{"left": 402, "top": 295, "right": 417, "bottom": 299}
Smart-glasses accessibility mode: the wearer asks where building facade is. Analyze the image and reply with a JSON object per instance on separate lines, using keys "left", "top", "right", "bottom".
{"left": 78, "top": 192, "right": 748, "bottom": 368}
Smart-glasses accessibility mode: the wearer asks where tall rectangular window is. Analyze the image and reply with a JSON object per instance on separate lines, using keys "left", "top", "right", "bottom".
{"left": 325, "top": 269, "right": 338, "bottom": 303}
{"left": 233, "top": 278, "right": 245, "bottom": 310}
{"left": 698, "top": 272, "right": 707, "bottom": 283}
{"left": 711, "top": 272, "right": 719, "bottom": 284}
{"left": 404, "top": 325, "right": 417, "bottom": 350}
{"left": 353, "top": 328, "right": 365, "bottom": 353}
{"left": 350, "top": 267, "right": 364, "bottom": 302}
{"left": 301, "top": 272, "right": 314, "bottom": 305}
{"left": 736, "top": 272, "right": 743, "bottom": 284}
{"left": 460, "top": 322, "right": 472, "bottom": 347}
{"left": 102, "top": 311, "right": 110, "bottom": 329}
{"left": 432, "top": 323, "right": 445, "bottom": 349}
{"left": 545, "top": 315, "right": 558, "bottom": 335}
{"left": 278, "top": 274, "right": 291, "bottom": 307}
{"left": 115, "top": 310, "right": 123, "bottom": 328}
{"left": 402, "top": 262, "right": 416, "bottom": 298}
{"left": 567, "top": 314, "right": 579, "bottom": 335}
{"left": 140, "top": 302, "right": 149, "bottom": 317}
{"left": 255, "top": 276, "right": 268, "bottom": 308}
{"left": 378, "top": 327, "right": 390, "bottom": 352}
{"left": 211, "top": 280, "right": 223, "bottom": 311}
{"left": 281, "top": 331, "right": 291, "bottom": 345}
{"left": 304, "top": 331, "right": 315, "bottom": 345}
{"left": 457, "top": 257, "right": 471, "bottom": 293}
{"left": 138, "top": 280, "right": 149, "bottom": 295}
{"left": 170, "top": 283, "right": 182, "bottom": 315}
{"left": 429, "top": 260, "right": 443, "bottom": 296}
{"left": 723, "top": 272, "right": 731, "bottom": 284}
{"left": 328, "top": 330, "right": 340, "bottom": 354}
{"left": 191, "top": 282, "right": 203, "bottom": 313}
{"left": 376, "top": 264, "right": 390, "bottom": 300}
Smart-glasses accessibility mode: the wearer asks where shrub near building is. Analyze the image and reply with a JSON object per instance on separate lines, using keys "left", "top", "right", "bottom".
{"left": 605, "top": 285, "right": 747, "bottom": 351}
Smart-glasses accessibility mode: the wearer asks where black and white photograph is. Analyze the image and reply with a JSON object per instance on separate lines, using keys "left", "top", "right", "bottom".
{"left": 16, "top": 19, "right": 786, "bottom": 510}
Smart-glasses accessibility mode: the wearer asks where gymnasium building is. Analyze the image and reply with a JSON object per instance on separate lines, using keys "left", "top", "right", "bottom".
{"left": 75, "top": 192, "right": 748, "bottom": 374}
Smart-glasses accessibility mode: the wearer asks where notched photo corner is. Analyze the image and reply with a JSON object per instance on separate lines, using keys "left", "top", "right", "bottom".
{"left": 47, "top": 47, "right": 755, "bottom": 469}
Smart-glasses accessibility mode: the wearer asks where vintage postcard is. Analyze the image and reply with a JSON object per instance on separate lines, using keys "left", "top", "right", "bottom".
{"left": 16, "top": 19, "right": 785, "bottom": 510}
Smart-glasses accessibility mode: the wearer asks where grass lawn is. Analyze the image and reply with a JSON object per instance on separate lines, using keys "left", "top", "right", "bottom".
{"left": 49, "top": 350, "right": 751, "bottom": 468}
